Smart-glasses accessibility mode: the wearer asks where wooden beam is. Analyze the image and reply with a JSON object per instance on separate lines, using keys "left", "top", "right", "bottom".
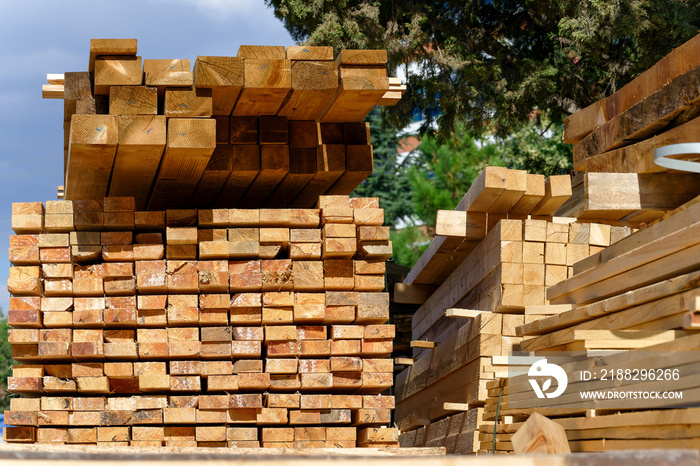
{"left": 108, "top": 115, "right": 166, "bottom": 210}
{"left": 291, "top": 145, "right": 345, "bottom": 208}
{"left": 278, "top": 61, "right": 338, "bottom": 120}
{"left": 444, "top": 309, "right": 485, "bottom": 318}
{"left": 148, "top": 118, "right": 216, "bottom": 210}
{"left": 213, "top": 145, "right": 260, "bottom": 208}
{"left": 393, "top": 283, "right": 437, "bottom": 304}
{"left": 574, "top": 65, "right": 700, "bottom": 165}
{"left": 574, "top": 173, "right": 700, "bottom": 221}
{"left": 564, "top": 32, "right": 700, "bottom": 144}
{"left": 89, "top": 38, "right": 137, "bottom": 73}
{"left": 194, "top": 56, "right": 244, "bottom": 116}
{"left": 232, "top": 59, "right": 291, "bottom": 116}
{"left": 65, "top": 115, "right": 118, "bottom": 200}
{"left": 532, "top": 175, "right": 572, "bottom": 217}
{"left": 189, "top": 144, "right": 234, "bottom": 208}
{"left": 238, "top": 146, "right": 289, "bottom": 208}
{"left": 410, "top": 340, "right": 436, "bottom": 349}
{"left": 582, "top": 116, "right": 700, "bottom": 174}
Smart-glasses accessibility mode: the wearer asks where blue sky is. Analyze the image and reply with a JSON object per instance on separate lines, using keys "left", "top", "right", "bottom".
{"left": 0, "top": 0, "right": 294, "bottom": 314}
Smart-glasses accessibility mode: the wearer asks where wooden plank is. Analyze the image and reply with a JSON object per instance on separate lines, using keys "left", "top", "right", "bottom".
{"left": 143, "top": 58, "right": 193, "bottom": 103}
{"left": 291, "top": 145, "right": 345, "bottom": 208}
{"left": 549, "top": 238, "right": 700, "bottom": 305}
{"left": 189, "top": 144, "right": 234, "bottom": 208}
{"left": 238, "top": 146, "right": 289, "bottom": 208}
{"left": 265, "top": 147, "right": 317, "bottom": 207}
{"left": 325, "top": 145, "right": 373, "bottom": 195}
{"left": 164, "top": 88, "right": 213, "bottom": 118}
{"left": 520, "top": 289, "right": 698, "bottom": 351}
{"left": 582, "top": 117, "right": 700, "bottom": 174}
{"left": 109, "top": 115, "right": 166, "bottom": 210}
{"left": 89, "top": 39, "right": 137, "bottom": 73}
{"left": 65, "top": 115, "right": 118, "bottom": 200}
{"left": 214, "top": 145, "right": 260, "bottom": 208}
{"left": 564, "top": 32, "right": 700, "bottom": 143}
{"left": 336, "top": 50, "right": 388, "bottom": 66}
{"left": 278, "top": 61, "right": 338, "bottom": 120}
{"left": 148, "top": 118, "right": 216, "bottom": 210}
{"left": 550, "top": 204, "right": 700, "bottom": 302}
{"left": 393, "top": 284, "right": 437, "bottom": 305}
{"left": 509, "top": 174, "right": 545, "bottom": 215}
{"left": 286, "top": 46, "right": 334, "bottom": 61}
{"left": 232, "top": 59, "right": 292, "bottom": 116}
{"left": 573, "top": 65, "right": 700, "bottom": 165}
{"left": 572, "top": 173, "right": 700, "bottom": 221}
{"left": 531, "top": 176, "right": 572, "bottom": 217}
{"left": 93, "top": 56, "right": 142, "bottom": 95}
{"left": 320, "top": 74, "right": 389, "bottom": 122}
{"left": 108, "top": 86, "right": 157, "bottom": 115}
{"left": 488, "top": 169, "right": 527, "bottom": 213}
{"left": 194, "top": 56, "right": 244, "bottom": 116}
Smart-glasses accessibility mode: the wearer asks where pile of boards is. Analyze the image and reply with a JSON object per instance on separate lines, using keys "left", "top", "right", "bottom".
{"left": 6, "top": 38, "right": 406, "bottom": 450}
{"left": 393, "top": 167, "right": 641, "bottom": 452}
{"left": 42, "top": 39, "right": 404, "bottom": 210}
{"left": 479, "top": 31, "right": 700, "bottom": 454}
{"left": 396, "top": 32, "right": 700, "bottom": 454}
{"left": 4, "top": 195, "right": 400, "bottom": 447}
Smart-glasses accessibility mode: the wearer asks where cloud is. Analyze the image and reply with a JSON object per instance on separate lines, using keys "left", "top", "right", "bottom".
{"left": 147, "top": 0, "right": 268, "bottom": 22}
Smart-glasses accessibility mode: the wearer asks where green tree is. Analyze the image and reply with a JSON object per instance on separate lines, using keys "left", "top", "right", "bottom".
{"left": 266, "top": 0, "right": 700, "bottom": 138}
{"left": 351, "top": 109, "right": 413, "bottom": 227}
{"left": 499, "top": 116, "right": 573, "bottom": 177}
{"left": 0, "top": 315, "right": 12, "bottom": 410}
{"left": 390, "top": 222, "right": 430, "bottom": 268}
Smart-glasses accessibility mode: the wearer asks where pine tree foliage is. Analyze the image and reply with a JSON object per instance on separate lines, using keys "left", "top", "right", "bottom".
{"left": 266, "top": 0, "right": 700, "bottom": 138}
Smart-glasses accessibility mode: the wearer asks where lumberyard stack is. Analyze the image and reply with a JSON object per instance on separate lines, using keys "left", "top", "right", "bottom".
{"left": 4, "top": 39, "right": 405, "bottom": 448}
{"left": 398, "top": 32, "right": 700, "bottom": 455}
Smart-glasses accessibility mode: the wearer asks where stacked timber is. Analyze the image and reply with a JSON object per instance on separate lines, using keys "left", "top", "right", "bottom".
{"left": 558, "top": 32, "right": 700, "bottom": 221}
{"left": 394, "top": 166, "right": 641, "bottom": 453}
{"left": 42, "top": 39, "right": 405, "bottom": 209}
{"left": 4, "top": 195, "right": 400, "bottom": 447}
{"left": 476, "top": 32, "right": 700, "bottom": 454}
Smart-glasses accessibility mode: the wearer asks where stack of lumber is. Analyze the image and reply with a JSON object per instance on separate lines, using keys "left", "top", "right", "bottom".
{"left": 475, "top": 32, "right": 700, "bottom": 454}
{"left": 4, "top": 195, "right": 400, "bottom": 448}
{"left": 399, "top": 167, "right": 573, "bottom": 289}
{"left": 42, "top": 39, "right": 405, "bottom": 209}
{"left": 393, "top": 166, "right": 639, "bottom": 453}
{"left": 560, "top": 32, "right": 700, "bottom": 221}
{"left": 480, "top": 334, "right": 700, "bottom": 453}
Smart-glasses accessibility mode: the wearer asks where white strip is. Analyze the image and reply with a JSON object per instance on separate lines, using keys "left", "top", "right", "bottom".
{"left": 654, "top": 143, "right": 700, "bottom": 173}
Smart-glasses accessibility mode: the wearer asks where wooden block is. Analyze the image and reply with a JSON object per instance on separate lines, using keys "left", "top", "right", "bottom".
{"left": 94, "top": 55, "right": 142, "bottom": 95}
{"left": 238, "top": 145, "right": 289, "bottom": 208}
{"left": 148, "top": 118, "right": 216, "bottom": 210}
{"left": 320, "top": 71, "right": 388, "bottom": 123}
{"left": 278, "top": 60, "right": 338, "bottom": 120}
{"left": 194, "top": 56, "right": 244, "bottom": 115}
{"left": 64, "top": 114, "right": 119, "bottom": 200}
{"left": 233, "top": 59, "right": 291, "bottom": 116}
{"left": 356, "top": 292, "right": 389, "bottom": 324}
{"left": 135, "top": 260, "right": 167, "bottom": 293}
{"left": 164, "top": 88, "right": 212, "bottom": 118}
{"left": 531, "top": 176, "right": 572, "bottom": 216}
{"left": 291, "top": 145, "right": 345, "bottom": 208}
